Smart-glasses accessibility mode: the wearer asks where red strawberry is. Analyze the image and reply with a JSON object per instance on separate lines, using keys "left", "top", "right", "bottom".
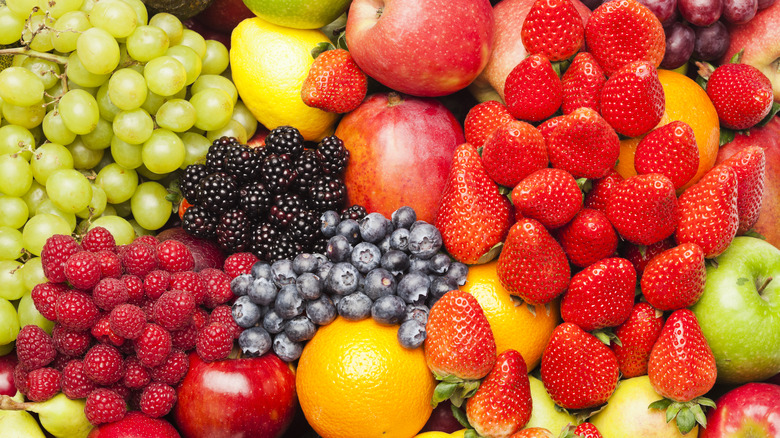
{"left": 511, "top": 168, "right": 583, "bottom": 229}
{"left": 584, "top": 0, "right": 666, "bottom": 76}
{"left": 481, "top": 120, "right": 548, "bottom": 187}
{"left": 540, "top": 322, "right": 620, "bottom": 410}
{"left": 560, "top": 257, "right": 636, "bottom": 331}
{"left": 465, "top": 349, "right": 533, "bottom": 438}
{"left": 605, "top": 173, "right": 678, "bottom": 245}
{"left": 562, "top": 52, "right": 606, "bottom": 115}
{"left": 497, "top": 218, "right": 571, "bottom": 305}
{"left": 435, "top": 144, "right": 515, "bottom": 264}
{"left": 547, "top": 107, "right": 620, "bottom": 179}
{"left": 611, "top": 302, "right": 664, "bottom": 378}
{"left": 675, "top": 165, "right": 739, "bottom": 258}
{"left": 510, "top": 428, "right": 555, "bottom": 438}
{"left": 640, "top": 243, "right": 706, "bottom": 310}
{"left": 301, "top": 48, "right": 367, "bottom": 114}
{"left": 635, "top": 121, "right": 700, "bottom": 190}
{"left": 706, "top": 63, "right": 773, "bottom": 130}
{"left": 521, "top": 0, "right": 584, "bottom": 61}
{"left": 619, "top": 237, "right": 676, "bottom": 276}
{"left": 574, "top": 423, "right": 604, "bottom": 438}
{"left": 464, "top": 100, "right": 517, "bottom": 148}
{"left": 504, "top": 54, "right": 563, "bottom": 122}
{"left": 718, "top": 146, "right": 766, "bottom": 235}
{"left": 584, "top": 169, "right": 624, "bottom": 213}
{"left": 537, "top": 115, "right": 566, "bottom": 143}
{"left": 558, "top": 208, "right": 619, "bottom": 268}
{"left": 599, "top": 60, "right": 665, "bottom": 137}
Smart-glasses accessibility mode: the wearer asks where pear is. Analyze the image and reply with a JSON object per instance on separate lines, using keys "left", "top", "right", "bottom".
{"left": 0, "top": 392, "right": 46, "bottom": 438}
{"left": 0, "top": 392, "right": 93, "bottom": 438}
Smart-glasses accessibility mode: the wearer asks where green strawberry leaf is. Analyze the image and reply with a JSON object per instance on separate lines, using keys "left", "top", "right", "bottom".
{"left": 675, "top": 407, "right": 697, "bottom": 435}
{"left": 476, "top": 242, "right": 503, "bottom": 264}
{"left": 526, "top": 302, "right": 537, "bottom": 317}
{"left": 311, "top": 42, "right": 336, "bottom": 59}
{"left": 729, "top": 49, "right": 744, "bottom": 64}
{"left": 758, "top": 103, "right": 780, "bottom": 127}
{"left": 719, "top": 128, "right": 736, "bottom": 146}
{"left": 497, "top": 185, "right": 512, "bottom": 196}
{"left": 690, "top": 404, "right": 708, "bottom": 429}
{"left": 648, "top": 398, "right": 673, "bottom": 411}
{"left": 451, "top": 404, "right": 472, "bottom": 429}
{"left": 464, "top": 429, "right": 480, "bottom": 438}
{"left": 665, "top": 402, "right": 684, "bottom": 423}
{"left": 336, "top": 30, "right": 348, "bottom": 51}
{"left": 694, "top": 396, "right": 717, "bottom": 409}
{"left": 743, "top": 229, "right": 767, "bottom": 240}
{"left": 432, "top": 381, "right": 458, "bottom": 407}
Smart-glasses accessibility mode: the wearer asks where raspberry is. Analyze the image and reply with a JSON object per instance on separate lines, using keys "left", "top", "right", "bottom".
{"left": 152, "top": 290, "right": 196, "bottom": 331}
{"left": 156, "top": 240, "right": 194, "bottom": 273}
{"left": 122, "top": 275, "right": 144, "bottom": 305}
{"left": 170, "top": 323, "right": 198, "bottom": 351}
{"left": 122, "top": 356, "right": 151, "bottom": 389}
{"left": 92, "top": 315, "right": 125, "bottom": 347}
{"left": 61, "top": 360, "right": 98, "bottom": 399}
{"left": 150, "top": 349, "right": 189, "bottom": 385}
{"left": 223, "top": 252, "right": 259, "bottom": 278}
{"left": 81, "top": 227, "right": 116, "bottom": 252}
{"left": 192, "top": 308, "right": 209, "bottom": 329}
{"left": 25, "top": 367, "right": 61, "bottom": 401}
{"left": 170, "top": 271, "right": 206, "bottom": 305}
{"left": 121, "top": 242, "right": 158, "bottom": 278}
{"left": 16, "top": 325, "right": 56, "bottom": 370}
{"left": 139, "top": 382, "right": 177, "bottom": 418}
{"left": 31, "top": 282, "right": 67, "bottom": 321}
{"left": 51, "top": 353, "right": 76, "bottom": 371}
{"left": 93, "top": 277, "right": 129, "bottom": 311}
{"left": 109, "top": 304, "right": 146, "bottom": 340}
{"left": 196, "top": 324, "right": 233, "bottom": 363}
{"left": 200, "top": 268, "right": 234, "bottom": 309}
{"left": 83, "top": 344, "right": 125, "bottom": 386}
{"left": 52, "top": 324, "right": 93, "bottom": 357}
{"left": 134, "top": 323, "right": 172, "bottom": 368}
{"left": 13, "top": 364, "right": 29, "bottom": 394}
{"left": 96, "top": 250, "right": 122, "bottom": 279}
{"left": 209, "top": 305, "right": 243, "bottom": 339}
{"left": 134, "top": 235, "right": 160, "bottom": 246}
{"left": 140, "top": 299, "right": 156, "bottom": 321}
{"left": 85, "top": 388, "right": 127, "bottom": 425}
{"left": 64, "top": 251, "right": 101, "bottom": 290}
{"left": 143, "top": 270, "right": 171, "bottom": 301}
{"left": 55, "top": 290, "right": 100, "bottom": 332}
{"left": 41, "top": 234, "right": 81, "bottom": 283}
{"left": 108, "top": 381, "right": 131, "bottom": 400}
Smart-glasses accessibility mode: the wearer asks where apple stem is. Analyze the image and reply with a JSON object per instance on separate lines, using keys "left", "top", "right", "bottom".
{"left": 386, "top": 92, "right": 403, "bottom": 107}
{"left": 757, "top": 277, "right": 773, "bottom": 294}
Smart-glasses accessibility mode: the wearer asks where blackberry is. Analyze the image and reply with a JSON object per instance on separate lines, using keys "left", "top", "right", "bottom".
{"left": 265, "top": 126, "right": 305, "bottom": 159}
{"left": 206, "top": 137, "right": 241, "bottom": 172}
{"left": 251, "top": 222, "right": 279, "bottom": 262}
{"left": 269, "top": 234, "right": 300, "bottom": 262}
{"left": 292, "top": 149, "right": 322, "bottom": 195}
{"left": 312, "top": 236, "right": 329, "bottom": 255}
{"left": 289, "top": 209, "right": 321, "bottom": 249}
{"left": 261, "top": 153, "right": 298, "bottom": 195}
{"left": 226, "top": 143, "right": 263, "bottom": 183}
{"left": 316, "top": 135, "right": 349, "bottom": 175}
{"left": 269, "top": 193, "right": 305, "bottom": 230}
{"left": 308, "top": 174, "right": 347, "bottom": 212}
{"left": 340, "top": 205, "right": 368, "bottom": 222}
{"left": 181, "top": 205, "right": 218, "bottom": 238}
{"left": 198, "top": 172, "right": 238, "bottom": 213}
{"left": 180, "top": 164, "right": 209, "bottom": 203}
{"left": 216, "top": 209, "right": 252, "bottom": 253}
{"left": 239, "top": 181, "right": 273, "bottom": 217}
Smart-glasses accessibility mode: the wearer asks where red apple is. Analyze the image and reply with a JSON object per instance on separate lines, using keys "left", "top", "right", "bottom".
{"left": 173, "top": 352, "right": 297, "bottom": 438}
{"left": 87, "top": 412, "right": 180, "bottom": 438}
{"left": 345, "top": 0, "right": 494, "bottom": 97}
{"left": 334, "top": 92, "right": 465, "bottom": 223}
{"left": 0, "top": 352, "right": 17, "bottom": 397}
{"left": 156, "top": 227, "right": 226, "bottom": 272}
{"left": 699, "top": 382, "right": 780, "bottom": 437}
{"left": 193, "top": 0, "right": 255, "bottom": 35}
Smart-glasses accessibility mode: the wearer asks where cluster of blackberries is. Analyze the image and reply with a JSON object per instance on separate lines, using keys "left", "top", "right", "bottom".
{"left": 229, "top": 206, "right": 468, "bottom": 362}
{"left": 179, "top": 126, "right": 351, "bottom": 261}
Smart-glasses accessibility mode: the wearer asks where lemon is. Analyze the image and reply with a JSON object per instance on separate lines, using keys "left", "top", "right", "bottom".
{"left": 230, "top": 17, "right": 339, "bottom": 141}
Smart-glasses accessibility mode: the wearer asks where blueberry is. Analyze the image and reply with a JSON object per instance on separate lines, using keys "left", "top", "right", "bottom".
{"left": 284, "top": 315, "right": 318, "bottom": 342}
{"left": 391, "top": 206, "right": 417, "bottom": 229}
{"left": 238, "top": 327, "right": 272, "bottom": 357}
{"left": 397, "top": 319, "right": 426, "bottom": 349}
{"left": 274, "top": 284, "right": 304, "bottom": 319}
{"left": 380, "top": 249, "right": 410, "bottom": 275}
{"left": 408, "top": 223, "right": 442, "bottom": 259}
{"left": 408, "top": 256, "right": 430, "bottom": 274}
{"left": 445, "top": 262, "right": 469, "bottom": 286}
{"left": 230, "top": 274, "right": 254, "bottom": 297}
{"left": 296, "top": 272, "right": 322, "bottom": 300}
{"left": 251, "top": 261, "right": 273, "bottom": 280}
{"left": 320, "top": 210, "right": 340, "bottom": 237}
{"left": 430, "top": 276, "right": 457, "bottom": 298}
{"left": 306, "top": 295, "right": 337, "bottom": 325}
{"left": 232, "top": 296, "right": 262, "bottom": 328}
{"left": 428, "top": 253, "right": 451, "bottom": 274}
{"left": 404, "top": 304, "right": 429, "bottom": 326}
{"left": 378, "top": 234, "right": 392, "bottom": 254}
{"left": 249, "top": 277, "right": 277, "bottom": 306}
{"left": 315, "top": 260, "right": 333, "bottom": 281}
{"left": 426, "top": 295, "right": 441, "bottom": 309}
{"left": 350, "top": 242, "right": 382, "bottom": 274}
{"left": 371, "top": 295, "right": 406, "bottom": 325}
{"left": 337, "top": 292, "right": 373, "bottom": 321}
{"left": 326, "top": 235, "right": 353, "bottom": 262}
{"left": 336, "top": 219, "right": 361, "bottom": 245}
{"left": 263, "top": 309, "right": 285, "bottom": 334}
{"left": 271, "top": 259, "right": 297, "bottom": 287}
{"left": 325, "top": 262, "right": 360, "bottom": 295}
{"left": 272, "top": 332, "right": 303, "bottom": 362}
{"left": 363, "top": 268, "right": 396, "bottom": 300}
{"left": 397, "top": 271, "right": 430, "bottom": 304}
{"left": 358, "top": 212, "right": 389, "bottom": 243}
{"left": 389, "top": 228, "right": 410, "bottom": 252}
{"left": 292, "top": 253, "right": 319, "bottom": 274}
{"left": 331, "top": 294, "right": 342, "bottom": 309}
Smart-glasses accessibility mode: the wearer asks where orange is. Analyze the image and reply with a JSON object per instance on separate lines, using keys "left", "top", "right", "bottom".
{"left": 459, "top": 260, "right": 560, "bottom": 372}
{"left": 296, "top": 317, "right": 436, "bottom": 438}
{"left": 615, "top": 69, "right": 720, "bottom": 190}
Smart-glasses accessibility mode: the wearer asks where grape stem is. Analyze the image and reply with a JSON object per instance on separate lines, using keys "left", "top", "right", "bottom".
{"left": 0, "top": 46, "right": 68, "bottom": 65}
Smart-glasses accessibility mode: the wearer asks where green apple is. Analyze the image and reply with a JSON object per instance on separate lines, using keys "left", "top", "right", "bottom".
{"left": 241, "top": 0, "right": 352, "bottom": 29}
{"left": 691, "top": 236, "right": 780, "bottom": 384}
{"left": 523, "top": 376, "right": 576, "bottom": 435}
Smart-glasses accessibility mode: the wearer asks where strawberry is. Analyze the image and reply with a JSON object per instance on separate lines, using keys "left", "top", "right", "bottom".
{"left": 605, "top": 173, "right": 678, "bottom": 246}
{"left": 634, "top": 121, "right": 700, "bottom": 190}
{"left": 718, "top": 146, "right": 766, "bottom": 235}
{"left": 584, "top": 0, "right": 666, "bottom": 76}
{"left": 611, "top": 302, "right": 664, "bottom": 378}
{"left": 464, "top": 100, "right": 517, "bottom": 148}
{"left": 640, "top": 243, "right": 706, "bottom": 310}
{"left": 435, "top": 144, "right": 515, "bottom": 265}
{"left": 558, "top": 208, "right": 619, "bottom": 268}
{"left": 521, "top": 0, "right": 584, "bottom": 61}
{"left": 301, "top": 48, "right": 368, "bottom": 114}
{"left": 537, "top": 115, "right": 566, "bottom": 143}
{"left": 509, "top": 428, "right": 555, "bottom": 438}
{"left": 562, "top": 52, "right": 606, "bottom": 115}
{"left": 547, "top": 107, "right": 620, "bottom": 179}
{"left": 540, "top": 322, "right": 620, "bottom": 410}
{"left": 497, "top": 218, "right": 571, "bottom": 305}
{"left": 599, "top": 60, "right": 665, "bottom": 138}
{"left": 481, "top": 120, "right": 548, "bottom": 187}
{"left": 675, "top": 165, "right": 739, "bottom": 258}
{"left": 619, "top": 237, "right": 676, "bottom": 276}
{"left": 584, "top": 169, "right": 623, "bottom": 213}
{"left": 560, "top": 257, "right": 636, "bottom": 331}
{"left": 573, "top": 423, "right": 604, "bottom": 438}
{"left": 511, "top": 168, "right": 583, "bottom": 229}
{"left": 705, "top": 63, "right": 773, "bottom": 130}
{"left": 425, "top": 290, "right": 497, "bottom": 407}
{"left": 465, "top": 349, "right": 533, "bottom": 438}
{"left": 504, "top": 54, "right": 563, "bottom": 122}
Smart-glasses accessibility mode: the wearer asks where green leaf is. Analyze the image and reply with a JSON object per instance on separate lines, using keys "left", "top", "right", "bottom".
{"left": 464, "top": 429, "right": 480, "bottom": 438}
{"left": 476, "top": 242, "right": 503, "bottom": 264}
{"left": 648, "top": 398, "right": 673, "bottom": 411}
{"left": 637, "top": 244, "right": 647, "bottom": 258}
{"left": 442, "top": 374, "right": 465, "bottom": 384}
{"left": 719, "top": 128, "right": 736, "bottom": 146}
{"left": 451, "top": 404, "right": 471, "bottom": 429}
{"left": 461, "top": 380, "right": 481, "bottom": 399}
{"left": 497, "top": 185, "right": 512, "bottom": 196}
{"left": 311, "top": 42, "right": 336, "bottom": 59}
{"left": 690, "top": 404, "right": 708, "bottom": 428}
{"left": 336, "top": 30, "right": 348, "bottom": 51}
{"left": 743, "top": 229, "right": 767, "bottom": 240}
{"left": 729, "top": 49, "right": 744, "bottom": 63}
{"left": 758, "top": 103, "right": 780, "bottom": 127}
{"left": 432, "top": 381, "right": 458, "bottom": 407}
{"left": 665, "top": 402, "right": 684, "bottom": 423}
{"left": 694, "top": 396, "right": 717, "bottom": 409}
{"left": 526, "top": 302, "right": 537, "bottom": 317}
{"left": 675, "top": 407, "right": 696, "bottom": 435}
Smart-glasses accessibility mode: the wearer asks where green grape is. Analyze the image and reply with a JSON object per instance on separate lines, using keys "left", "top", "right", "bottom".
{"left": 21, "top": 180, "right": 47, "bottom": 216}
{"left": 2, "top": 99, "right": 45, "bottom": 129}
{"left": 42, "top": 110, "right": 78, "bottom": 145}
{"left": 178, "top": 29, "right": 206, "bottom": 58}
{"left": 36, "top": 199, "right": 77, "bottom": 231}
{"left": 0, "top": 298, "right": 20, "bottom": 345}
{"left": 79, "top": 0, "right": 95, "bottom": 12}
{"left": 110, "top": 136, "right": 142, "bottom": 169}
{"left": 231, "top": 100, "right": 258, "bottom": 139}
{"left": 93, "top": 147, "right": 115, "bottom": 173}
{"left": 101, "top": 204, "right": 117, "bottom": 217}
{"left": 96, "top": 82, "right": 121, "bottom": 122}
{"left": 5, "top": 0, "right": 38, "bottom": 18}
{"left": 149, "top": 12, "right": 183, "bottom": 45}
{"left": 126, "top": 25, "right": 169, "bottom": 63}
{"left": 89, "top": 215, "right": 134, "bottom": 245}
{"left": 0, "top": 125, "right": 35, "bottom": 160}
{"left": 191, "top": 74, "right": 238, "bottom": 104}
{"left": 67, "top": 137, "right": 104, "bottom": 169}
{"left": 179, "top": 132, "right": 210, "bottom": 168}
{"left": 18, "top": 291, "right": 55, "bottom": 333}
{"left": 59, "top": 89, "right": 100, "bottom": 135}
{"left": 156, "top": 98, "right": 196, "bottom": 132}
{"left": 111, "top": 199, "right": 132, "bottom": 217}
{"left": 22, "top": 57, "right": 61, "bottom": 90}
{"left": 96, "top": 163, "right": 137, "bottom": 204}
{"left": 135, "top": 164, "right": 166, "bottom": 181}
{"left": 201, "top": 39, "right": 230, "bottom": 76}
{"left": 0, "top": 7, "right": 25, "bottom": 45}
{"left": 0, "top": 153, "right": 33, "bottom": 197}
{"left": 141, "top": 128, "right": 184, "bottom": 174}
{"left": 112, "top": 108, "right": 153, "bottom": 144}
{"left": 108, "top": 68, "right": 147, "bottom": 111}
{"left": 81, "top": 117, "right": 113, "bottom": 150}
{"left": 45, "top": 168, "right": 92, "bottom": 213}
{"left": 29, "top": 125, "right": 45, "bottom": 148}
{"left": 88, "top": 0, "right": 137, "bottom": 38}
{"left": 52, "top": 10, "right": 91, "bottom": 53}
{"left": 141, "top": 87, "right": 185, "bottom": 115}
{"left": 165, "top": 45, "right": 201, "bottom": 85}
{"left": 39, "top": 0, "right": 83, "bottom": 18}
{"left": 191, "top": 88, "right": 234, "bottom": 132}
{"left": 21, "top": 14, "right": 55, "bottom": 52}
{"left": 0, "top": 227, "right": 23, "bottom": 261}
{"left": 76, "top": 27, "right": 120, "bottom": 75}
{"left": 0, "top": 196, "right": 28, "bottom": 228}
{"left": 127, "top": 219, "right": 153, "bottom": 237}
{"left": 118, "top": 0, "right": 147, "bottom": 26}
{"left": 22, "top": 213, "right": 70, "bottom": 256}
{"left": 19, "top": 257, "right": 46, "bottom": 290}
{"left": 66, "top": 52, "right": 111, "bottom": 88}
{"left": 76, "top": 184, "right": 106, "bottom": 219}
{"left": 31, "top": 142, "right": 74, "bottom": 185}
{"left": 130, "top": 181, "right": 171, "bottom": 230}
{"left": 0, "top": 67, "right": 45, "bottom": 107}
{"left": 0, "top": 260, "right": 25, "bottom": 300}
{"left": 207, "top": 119, "right": 248, "bottom": 144}
{"left": 144, "top": 56, "right": 187, "bottom": 97}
